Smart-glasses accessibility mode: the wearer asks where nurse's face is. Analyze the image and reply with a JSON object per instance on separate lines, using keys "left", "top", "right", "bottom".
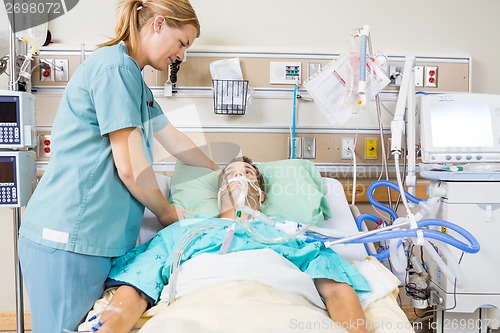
{"left": 141, "top": 16, "right": 197, "bottom": 71}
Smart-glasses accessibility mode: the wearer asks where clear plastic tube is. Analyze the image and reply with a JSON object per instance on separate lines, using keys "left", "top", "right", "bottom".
{"left": 429, "top": 239, "right": 466, "bottom": 289}
{"left": 239, "top": 221, "right": 309, "bottom": 245}
{"left": 389, "top": 237, "right": 407, "bottom": 273}
{"left": 168, "top": 224, "right": 218, "bottom": 304}
{"left": 422, "top": 240, "right": 463, "bottom": 288}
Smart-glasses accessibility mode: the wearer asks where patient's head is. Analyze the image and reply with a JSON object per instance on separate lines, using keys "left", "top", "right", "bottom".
{"left": 218, "top": 156, "right": 266, "bottom": 217}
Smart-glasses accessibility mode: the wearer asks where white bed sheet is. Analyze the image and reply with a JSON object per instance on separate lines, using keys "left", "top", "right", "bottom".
{"left": 80, "top": 175, "right": 414, "bottom": 333}
{"left": 319, "top": 177, "right": 368, "bottom": 262}
{"left": 80, "top": 256, "right": 412, "bottom": 333}
{"left": 160, "top": 248, "right": 325, "bottom": 309}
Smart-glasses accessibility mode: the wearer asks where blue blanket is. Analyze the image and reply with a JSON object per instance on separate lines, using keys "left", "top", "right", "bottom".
{"left": 108, "top": 218, "right": 371, "bottom": 304}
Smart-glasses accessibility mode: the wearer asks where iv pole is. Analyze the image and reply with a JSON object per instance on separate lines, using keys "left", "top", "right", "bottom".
{"left": 8, "top": 1, "right": 26, "bottom": 332}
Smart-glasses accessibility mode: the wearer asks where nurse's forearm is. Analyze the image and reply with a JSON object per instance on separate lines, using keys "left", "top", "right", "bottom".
{"left": 120, "top": 163, "right": 181, "bottom": 226}
{"left": 155, "top": 123, "right": 220, "bottom": 171}
{"left": 109, "top": 127, "right": 181, "bottom": 226}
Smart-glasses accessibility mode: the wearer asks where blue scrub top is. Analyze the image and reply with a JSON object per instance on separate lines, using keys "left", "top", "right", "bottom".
{"left": 20, "top": 42, "right": 168, "bottom": 257}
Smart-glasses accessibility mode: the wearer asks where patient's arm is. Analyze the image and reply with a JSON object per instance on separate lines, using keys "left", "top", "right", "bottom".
{"left": 314, "top": 279, "right": 367, "bottom": 333}
{"left": 96, "top": 285, "right": 148, "bottom": 333}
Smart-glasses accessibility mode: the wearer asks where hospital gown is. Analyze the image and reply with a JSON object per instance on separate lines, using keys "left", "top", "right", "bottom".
{"left": 108, "top": 218, "right": 371, "bottom": 304}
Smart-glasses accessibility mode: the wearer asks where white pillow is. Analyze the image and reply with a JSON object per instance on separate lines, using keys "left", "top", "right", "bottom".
{"left": 317, "top": 178, "right": 368, "bottom": 263}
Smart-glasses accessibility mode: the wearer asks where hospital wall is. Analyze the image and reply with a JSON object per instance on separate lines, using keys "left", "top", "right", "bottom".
{"left": 1, "top": 0, "right": 500, "bottom": 324}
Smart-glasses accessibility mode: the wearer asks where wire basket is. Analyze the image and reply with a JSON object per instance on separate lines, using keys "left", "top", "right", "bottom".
{"left": 212, "top": 79, "right": 249, "bottom": 115}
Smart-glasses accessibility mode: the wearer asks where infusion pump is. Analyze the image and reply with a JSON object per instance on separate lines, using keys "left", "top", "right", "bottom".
{"left": 0, "top": 90, "right": 36, "bottom": 149}
{"left": 0, "top": 151, "right": 36, "bottom": 207}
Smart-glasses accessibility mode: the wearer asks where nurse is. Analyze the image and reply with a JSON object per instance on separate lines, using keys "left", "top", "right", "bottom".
{"left": 17, "top": 0, "right": 215, "bottom": 332}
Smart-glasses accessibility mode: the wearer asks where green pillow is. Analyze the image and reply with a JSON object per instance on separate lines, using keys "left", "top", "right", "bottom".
{"left": 258, "top": 159, "right": 332, "bottom": 225}
{"left": 169, "top": 162, "right": 220, "bottom": 219}
{"left": 169, "top": 159, "right": 331, "bottom": 224}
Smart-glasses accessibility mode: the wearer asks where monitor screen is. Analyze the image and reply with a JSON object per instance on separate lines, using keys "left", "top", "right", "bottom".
{"left": 0, "top": 159, "right": 15, "bottom": 184}
{"left": 429, "top": 101, "right": 494, "bottom": 148}
{"left": 419, "top": 93, "right": 500, "bottom": 163}
{"left": 0, "top": 100, "right": 18, "bottom": 123}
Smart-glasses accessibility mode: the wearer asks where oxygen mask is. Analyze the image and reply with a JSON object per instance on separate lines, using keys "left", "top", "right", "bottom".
{"left": 217, "top": 176, "right": 262, "bottom": 212}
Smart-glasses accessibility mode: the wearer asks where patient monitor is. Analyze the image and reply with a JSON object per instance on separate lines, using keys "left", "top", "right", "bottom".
{"left": 419, "top": 93, "right": 500, "bottom": 164}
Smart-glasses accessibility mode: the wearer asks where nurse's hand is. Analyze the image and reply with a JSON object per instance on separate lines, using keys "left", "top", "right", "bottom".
{"left": 158, "top": 203, "right": 185, "bottom": 227}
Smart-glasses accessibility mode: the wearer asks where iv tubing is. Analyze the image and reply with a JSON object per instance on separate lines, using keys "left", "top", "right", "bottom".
{"left": 290, "top": 84, "right": 299, "bottom": 159}
{"left": 168, "top": 224, "right": 218, "bottom": 304}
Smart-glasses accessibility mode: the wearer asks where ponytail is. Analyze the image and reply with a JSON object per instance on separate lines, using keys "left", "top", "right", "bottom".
{"left": 97, "top": 0, "right": 200, "bottom": 57}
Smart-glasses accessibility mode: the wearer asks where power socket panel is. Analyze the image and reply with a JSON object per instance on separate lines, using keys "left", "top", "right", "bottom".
{"left": 365, "top": 138, "right": 378, "bottom": 160}
{"left": 341, "top": 137, "right": 355, "bottom": 160}
{"left": 37, "top": 134, "right": 52, "bottom": 159}
{"left": 39, "top": 58, "right": 54, "bottom": 81}
{"left": 302, "top": 137, "right": 316, "bottom": 159}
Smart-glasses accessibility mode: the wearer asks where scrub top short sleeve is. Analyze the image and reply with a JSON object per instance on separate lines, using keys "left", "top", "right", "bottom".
{"left": 91, "top": 65, "right": 144, "bottom": 136}
{"left": 151, "top": 99, "right": 168, "bottom": 133}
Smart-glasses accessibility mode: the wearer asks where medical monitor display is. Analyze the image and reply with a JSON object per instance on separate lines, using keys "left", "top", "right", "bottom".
{"left": 0, "top": 159, "right": 14, "bottom": 184}
{"left": 0, "top": 91, "right": 36, "bottom": 148}
{"left": 420, "top": 93, "right": 500, "bottom": 163}
{"left": 0, "top": 101, "right": 17, "bottom": 123}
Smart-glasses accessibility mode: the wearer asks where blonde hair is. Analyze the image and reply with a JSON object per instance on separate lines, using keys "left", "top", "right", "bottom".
{"left": 98, "top": 0, "right": 200, "bottom": 56}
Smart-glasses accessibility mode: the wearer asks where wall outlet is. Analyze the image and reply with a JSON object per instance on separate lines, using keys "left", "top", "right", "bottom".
{"left": 39, "top": 58, "right": 54, "bottom": 81}
{"left": 308, "top": 62, "right": 321, "bottom": 79}
{"left": 425, "top": 66, "right": 438, "bottom": 88}
{"left": 365, "top": 138, "right": 378, "bottom": 159}
{"left": 302, "top": 137, "right": 316, "bottom": 159}
{"left": 341, "top": 137, "right": 355, "bottom": 160}
{"left": 54, "top": 59, "right": 69, "bottom": 82}
{"left": 37, "top": 135, "right": 52, "bottom": 159}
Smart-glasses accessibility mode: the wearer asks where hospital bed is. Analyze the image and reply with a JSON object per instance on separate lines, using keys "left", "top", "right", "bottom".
{"left": 80, "top": 160, "right": 415, "bottom": 333}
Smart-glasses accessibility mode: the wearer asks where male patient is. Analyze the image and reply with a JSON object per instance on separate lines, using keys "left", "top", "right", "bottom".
{"left": 91, "top": 157, "right": 370, "bottom": 333}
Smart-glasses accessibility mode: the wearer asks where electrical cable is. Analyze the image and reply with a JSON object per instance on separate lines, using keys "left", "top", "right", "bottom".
{"left": 367, "top": 33, "right": 393, "bottom": 208}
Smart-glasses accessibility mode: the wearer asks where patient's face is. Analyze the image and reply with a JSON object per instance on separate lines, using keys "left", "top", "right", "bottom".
{"left": 223, "top": 161, "right": 258, "bottom": 183}
{"left": 219, "top": 161, "right": 262, "bottom": 211}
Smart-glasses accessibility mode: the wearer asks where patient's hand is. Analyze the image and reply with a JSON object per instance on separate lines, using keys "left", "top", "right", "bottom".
{"left": 158, "top": 204, "right": 185, "bottom": 227}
